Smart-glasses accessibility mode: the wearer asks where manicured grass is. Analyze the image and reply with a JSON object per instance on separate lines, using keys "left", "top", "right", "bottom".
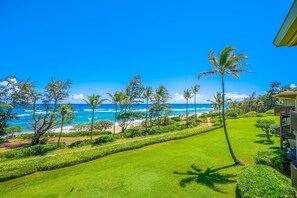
{"left": 0, "top": 117, "right": 279, "bottom": 197}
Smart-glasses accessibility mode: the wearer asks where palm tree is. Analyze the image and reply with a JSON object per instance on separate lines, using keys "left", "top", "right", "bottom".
{"left": 192, "top": 85, "right": 200, "bottom": 123}
{"left": 155, "top": 86, "right": 170, "bottom": 129}
{"left": 58, "top": 104, "right": 75, "bottom": 147}
{"left": 83, "top": 94, "right": 106, "bottom": 140}
{"left": 208, "top": 92, "right": 222, "bottom": 124}
{"left": 183, "top": 89, "right": 192, "bottom": 126}
{"left": 198, "top": 46, "right": 251, "bottom": 166}
{"left": 143, "top": 87, "right": 153, "bottom": 131}
{"left": 107, "top": 91, "right": 125, "bottom": 136}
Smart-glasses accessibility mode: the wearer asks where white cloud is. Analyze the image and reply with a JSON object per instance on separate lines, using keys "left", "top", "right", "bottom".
{"left": 0, "top": 78, "right": 17, "bottom": 87}
{"left": 72, "top": 94, "right": 85, "bottom": 100}
{"left": 169, "top": 92, "right": 205, "bottom": 103}
{"left": 290, "top": 84, "right": 296, "bottom": 89}
{"left": 225, "top": 92, "right": 248, "bottom": 101}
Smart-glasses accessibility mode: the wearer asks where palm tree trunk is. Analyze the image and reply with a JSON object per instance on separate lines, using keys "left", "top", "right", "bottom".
{"left": 145, "top": 98, "right": 148, "bottom": 131}
{"left": 186, "top": 99, "right": 189, "bottom": 126}
{"left": 91, "top": 108, "right": 94, "bottom": 140}
{"left": 218, "top": 108, "right": 222, "bottom": 124}
{"left": 265, "top": 129, "right": 271, "bottom": 141}
{"left": 158, "top": 100, "right": 160, "bottom": 129}
{"left": 194, "top": 94, "right": 197, "bottom": 123}
{"left": 58, "top": 117, "right": 64, "bottom": 147}
{"left": 221, "top": 75, "right": 244, "bottom": 166}
{"left": 113, "top": 106, "right": 117, "bottom": 137}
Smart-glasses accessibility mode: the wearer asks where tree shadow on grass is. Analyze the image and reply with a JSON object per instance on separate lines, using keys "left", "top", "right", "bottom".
{"left": 173, "top": 164, "right": 236, "bottom": 193}
{"left": 253, "top": 140, "right": 275, "bottom": 145}
{"left": 256, "top": 134, "right": 273, "bottom": 138}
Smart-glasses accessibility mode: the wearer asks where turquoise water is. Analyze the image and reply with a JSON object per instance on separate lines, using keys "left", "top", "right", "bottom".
{"left": 9, "top": 104, "right": 213, "bottom": 132}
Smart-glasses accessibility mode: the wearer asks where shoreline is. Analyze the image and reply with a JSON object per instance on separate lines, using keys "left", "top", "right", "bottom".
{"left": 14, "top": 112, "right": 203, "bottom": 134}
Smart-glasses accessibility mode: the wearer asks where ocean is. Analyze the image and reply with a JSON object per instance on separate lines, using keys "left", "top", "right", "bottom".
{"left": 9, "top": 104, "right": 213, "bottom": 132}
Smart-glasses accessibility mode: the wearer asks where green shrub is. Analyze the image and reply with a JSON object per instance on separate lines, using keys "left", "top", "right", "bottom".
{"left": 69, "top": 135, "right": 115, "bottom": 148}
{"left": 92, "top": 135, "right": 115, "bottom": 145}
{"left": 0, "top": 125, "right": 220, "bottom": 182}
{"left": 171, "top": 116, "right": 181, "bottom": 122}
{"left": 245, "top": 111, "right": 258, "bottom": 117}
{"left": 0, "top": 143, "right": 66, "bottom": 159}
{"left": 93, "top": 120, "right": 113, "bottom": 131}
{"left": 68, "top": 139, "right": 93, "bottom": 148}
{"left": 46, "top": 130, "right": 111, "bottom": 138}
{"left": 255, "top": 148, "right": 286, "bottom": 172}
{"left": 237, "top": 164, "right": 296, "bottom": 198}
{"left": 265, "top": 109, "right": 274, "bottom": 115}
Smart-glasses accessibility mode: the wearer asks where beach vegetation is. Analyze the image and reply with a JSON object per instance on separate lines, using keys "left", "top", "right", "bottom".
{"left": 117, "top": 75, "right": 144, "bottom": 132}
{"left": 183, "top": 89, "right": 192, "bottom": 126}
{"left": 192, "top": 84, "right": 200, "bottom": 123}
{"left": 58, "top": 104, "right": 75, "bottom": 147}
{"left": 83, "top": 94, "right": 106, "bottom": 140}
{"left": 29, "top": 78, "right": 72, "bottom": 145}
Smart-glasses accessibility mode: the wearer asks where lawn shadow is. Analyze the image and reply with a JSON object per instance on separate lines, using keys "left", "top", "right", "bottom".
{"left": 253, "top": 140, "right": 275, "bottom": 145}
{"left": 174, "top": 164, "right": 236, "bottom": 193}
{"left": 256, "top": 134, "right": 273, "bottom": 138}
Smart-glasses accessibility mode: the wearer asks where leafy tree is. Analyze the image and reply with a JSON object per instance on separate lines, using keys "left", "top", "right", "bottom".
{"left": 208, "top": 92, "right": 223, "bottom": 124}
{"left": 143, "top": 87, "right": 153, "bottom": 130}
{"left": 255, "top": 119, "right": 275, "bottom": 141}
{"left": 192, "top": 85, "right": 200, "bottom": 123}
{"left": 30, "top": 79, "right": 72, "bottom": 145}
{"left": 183, "top": 89, "right": 192, "bottom": 126}
{"left": 83, "top": 94, "right": 106, "bottom": 140}
{"left": 118, "top": 75, "right": 144, "bottom": 132}
{"left": 153, "top": 86, "right": 170, "bottom": 129}
{"left": 164, "top": 107, "right": 173, "bottom": 125}
{"left": 4, "top": 126, "right": 22, "bottom": 136}
{"left": 93, "top": 120, "right": 113, "bottom": 131}
{"left": 107, "top": 91, "right": 126, "bottom": 136}
{"left": 58, "top": 104, "right": 75, "bottom": 147}
{"left": 0, "top": 77, "right": 34, "bottom": 135}
{"left": 198, "top": 46, "right": 251, "bottom": 166}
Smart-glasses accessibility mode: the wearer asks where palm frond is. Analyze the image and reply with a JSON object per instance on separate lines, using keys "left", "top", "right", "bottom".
{"left": 197, "top": 70, "right": 218, "bottom": 80}
{"left": 219, "top": 46, "right": 235, "bottom": 66}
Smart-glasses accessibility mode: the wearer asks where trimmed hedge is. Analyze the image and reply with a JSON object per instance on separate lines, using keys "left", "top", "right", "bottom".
{"left": 0, "top": 143, "right": 66, "bottom": 159}
{"left": 255, "top": 148, "right": 287, "bottom": 173}
{"left": 237, "top": 164, "right": 296, "bottom": 198}
{"left": 0, "top": 125, "right": 220, "bottom": 182}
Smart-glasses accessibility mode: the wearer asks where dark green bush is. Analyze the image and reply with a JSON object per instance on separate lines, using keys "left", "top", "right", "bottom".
{"left": 237, "top": 164, "right": 296, "bottom": 198}
{"left": 92, "top": 135, "right": 115, "bottom": 145}
{"left": 68, "top": 139, "right": 93, "bottom": 148}
{"left": 255, "top": 148, "right": 287, "bottom": 172}
{"left": 171, "top": 116, "right": 181, "bottom": 122}
{"left": 245, "top": 111, "right": 258, "bottom": 117}
{"left": 69, "top": 135, "right": 115, "bottom": 148}
{"left": 265, "top": 109, "right": 274, "bottom": 115}
{"left": 46, "top": 130, "right": 111, "bottom": 137}
{"left": 0, "top": 143, "right": 66, "bottom": 159}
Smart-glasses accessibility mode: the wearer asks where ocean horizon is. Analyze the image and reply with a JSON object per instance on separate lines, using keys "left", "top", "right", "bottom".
{"left": 10, "top": 103, "right": 214, "bottom": 132}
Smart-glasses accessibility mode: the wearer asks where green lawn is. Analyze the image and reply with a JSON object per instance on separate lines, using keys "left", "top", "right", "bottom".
{"left": 0, "top": 117, "right": 279, "bottom": 197}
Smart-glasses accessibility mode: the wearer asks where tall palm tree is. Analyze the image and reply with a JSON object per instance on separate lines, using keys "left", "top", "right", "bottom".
{"left": 58, "top": 104, "right": 75, "bottom": 147}
{"left": 183, "top": 89, "right": 192, "bottom": 126}
{"left": 83, "top": 94, "right": 106, "bottom": 140}
{"left": 107, "top": 91, "right": 125, "bottom": 136}
{"left": 143, "top": 87, "right": 153, "bottom": 131}
{"left": 192, "top": 85, "right": 200, "bottom": 123}
{"left": 155, "top": 86, "right": 170, "bottom": 129}
{"left": 198, "top": 46, "right": 251, "bottom": 166}
{"left": 208, "top": 92, "right": 223, "bottom": 124}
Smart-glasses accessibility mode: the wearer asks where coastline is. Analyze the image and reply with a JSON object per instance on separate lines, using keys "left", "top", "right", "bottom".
{"left": 20, "top": 112, "right": 203, "bottom": 134}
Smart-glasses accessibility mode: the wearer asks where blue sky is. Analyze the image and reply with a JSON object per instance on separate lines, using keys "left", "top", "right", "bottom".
{"left": 0, "top": 0, "right": 296, "bottom": 103}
